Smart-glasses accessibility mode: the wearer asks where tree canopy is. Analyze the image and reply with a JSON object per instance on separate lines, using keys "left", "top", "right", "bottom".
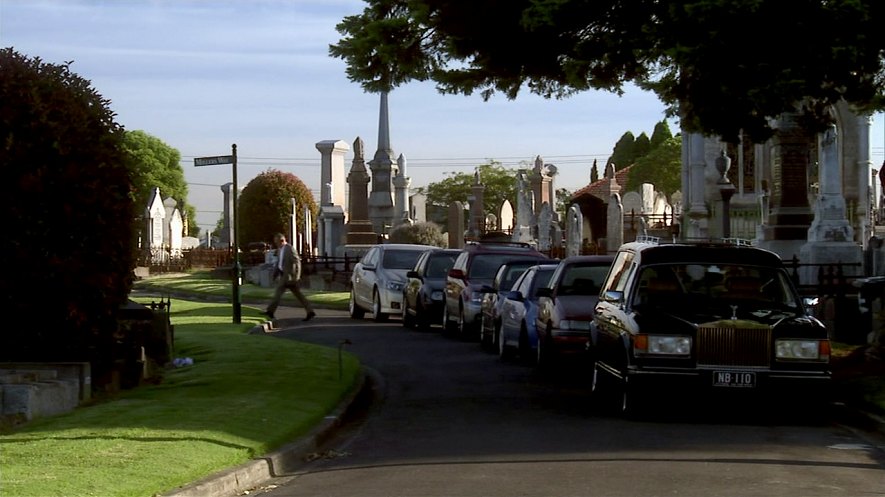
{"left": 425, "top": 161, "right": 517, "bottom": 216}
{"left": 123, "top": 130, "right": 198, "bottom": 237}
{"left": 0, "top": 48, "right": 135, "bottom": 367}
{"left": 625, "top": 136, "right": 682, "bottom": 196}
{"left": 330, "top": 0, "right": 885, "bottom": 142}
{"left": 238, "top": 169, "right": 317, "bottom": 246}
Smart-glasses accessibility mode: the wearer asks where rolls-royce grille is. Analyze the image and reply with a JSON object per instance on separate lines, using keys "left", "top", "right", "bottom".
{"left": 696, "top": 325, "right": 772, "bottom": 367}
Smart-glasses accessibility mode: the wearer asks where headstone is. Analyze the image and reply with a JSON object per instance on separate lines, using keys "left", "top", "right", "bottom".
{"left": 566, "top": 204, "right": 583, "bottom": 257}
{"left": 513, "top": 169, "right": 534, "bottom": 243}
{"left": 621, "top": 191, "right": 642, "bottom": 216}
{"left": 538, "top": 202, "right": 553, "bottom": 250}
{"left": 448, "top": 201, "right": 465, "bottom": 249}
{"left": 640, "top": 183, "right": 655, "bottom": 213}
{"left": 344, "top": 137, "right": 377, "bottom": 247}
{"left": 409, "top": 191, "right": 427, "bottom": 223}
{"left": 499, "top": 200, "right": 514, "bottom": 233}
{"left": 607, "top": 193, "right": 624, "bottom": 253}
{"left": 485, "top": 213, "right": 497, "bottom": 232}
{"left": 145, "top": 187, "right": 165, "bottom": 251}
{"left": 757, "top": 112, "right": 814, "bottom": 257}
{"left": 393, "top": 153, "right": 412, "bottom": 226}
{"left": 799, "top": 124, "right": 862, "bottom": 284}
{"left": 316, "top": 140, "right": 349, "bottom": 258}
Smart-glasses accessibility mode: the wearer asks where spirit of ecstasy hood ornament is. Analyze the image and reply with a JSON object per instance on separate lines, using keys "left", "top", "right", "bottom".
{"left": 731, "top": 305, "right": 738, "bottom": 320}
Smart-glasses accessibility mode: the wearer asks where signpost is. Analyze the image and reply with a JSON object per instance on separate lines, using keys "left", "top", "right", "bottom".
{"left": 195, "top": 145, "right": 242, "bottom": 323}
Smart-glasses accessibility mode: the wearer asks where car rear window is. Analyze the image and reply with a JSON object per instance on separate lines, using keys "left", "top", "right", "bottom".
{"left": 469, "top": 254, "right": 539, "bottom": 279}
{"left": 426, "top": 253, "right": 457, "bottom": 278}
{"left": 558, "top": 264, "right": 611, "bottom": 295}
{"left": 383, "top": 249, "right": 426, "bottom": 270}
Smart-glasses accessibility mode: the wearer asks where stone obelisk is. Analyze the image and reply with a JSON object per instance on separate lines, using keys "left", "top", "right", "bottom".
{"left": 367, "top": 91, "right": 398, "bottom": 236}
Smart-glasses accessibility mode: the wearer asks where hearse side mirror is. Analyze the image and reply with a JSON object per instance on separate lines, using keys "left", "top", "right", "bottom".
{"left": 602, "top": 290, "right": 624, "bottom": 303}
{"left": 506, "top": 290, "right": 524, "bottom": 302}
{"left": 536, "top": 287, "right": 552, "bottom": 298}
{"left": 406, "top": 270, "right": 420, "bottom": 279}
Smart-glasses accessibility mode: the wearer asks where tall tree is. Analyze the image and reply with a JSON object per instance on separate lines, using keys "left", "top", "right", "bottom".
{"left": 238, "top": 169, "right": 317, "bottom": 246}
{"left": 649, "top": 120, "right": 674, "bottom": 150}
{"left": 606, "top": 132, "right": 636, "bottom": 170}
{"left": 330, "top": 0, "right": 885, "bottom": 142}
{"left": 0, "top": 49, "right": 135, "bottom": 372}
{"left": 123, "top": 130, "right": 198, "bottom": 237}
{"left": 590, "top": 159, "right": 599, "bottom": 183}
{"left": 633, "top": 132, "right": 651, "bottom": 160}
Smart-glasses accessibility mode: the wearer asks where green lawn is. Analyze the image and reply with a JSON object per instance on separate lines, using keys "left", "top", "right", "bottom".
{"left": 134, "top": 271, "right": 350, "bottom": 309}
{"left": 0, "top": 299, "right": 360, "bottom": 497}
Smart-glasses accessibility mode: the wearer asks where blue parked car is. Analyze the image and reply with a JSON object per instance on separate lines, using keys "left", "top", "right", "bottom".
{"left": 498, "top": 263, "right": 558, "bottom": 363}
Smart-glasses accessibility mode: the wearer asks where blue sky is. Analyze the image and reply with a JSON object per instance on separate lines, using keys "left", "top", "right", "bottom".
{"left": 3, "top": 0, "right": 883, "bottom": 233}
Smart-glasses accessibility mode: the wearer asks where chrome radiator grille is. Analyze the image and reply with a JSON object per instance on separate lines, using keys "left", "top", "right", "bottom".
{"left": 696, "top": 325, "right": 772, "bottom": 367}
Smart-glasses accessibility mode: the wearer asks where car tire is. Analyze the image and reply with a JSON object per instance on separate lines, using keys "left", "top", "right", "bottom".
{"left": 349, "top": 290, "right": 365, "bottom": 319}
{"left": 498, "top": 323, "right": 514, "bottom": 361}
{"left": 415, "top": 301, "right": 430, "bottom": 330}
{"left": 536, "top": 330, "right": 553, "bottom": 371}
{"left": 480, "top": 315, "right": 494, "bottom": 352}
{"left": 372, "top": 290, "right": 388, "bottom": 322}
{"left": 458, "top": 306, "right": 471, "bottom": 341}
{"left": 443, "top": 305, "right": 456, "bottom": 335}
{"left": 402, "top": 293, "right": 414, "bottom": 328}
{"left": 519, "top": 324, "right": 535, "bottom": 365}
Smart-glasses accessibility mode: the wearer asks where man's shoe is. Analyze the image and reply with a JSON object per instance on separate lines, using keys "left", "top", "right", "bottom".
{"left": 303, "top": 311, "right": 316, "bottom": 322}
{"left": 262, "top": 310, "right": 275, "bottom": 319}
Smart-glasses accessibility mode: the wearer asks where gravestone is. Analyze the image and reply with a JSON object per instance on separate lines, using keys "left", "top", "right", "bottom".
{"left": 641, "top": 183, "right": 655, "bottom": 214}
{"left": 393, "top": 153, "right": 412, "bottom": 226}
{"left": 566, "top": 204, "right": 583, "bottom": 257}
{"left": 513, "top": 170, "right": 534, "bottom": 243}
{"left": 345, "top": 137, "right": 377, "bottom": 247}
{"left": 538, "top": 202, "right": 553, "bottom": 251}
{"left": 499, "top": 200, "right": 514, "bottom": 233}
{"left": 468, "top": 169, "right": 485, "bottom": 240}
{"left": 621, "top": 191, "right": 642, "bottom": 216}
{"left": 316, "top": 139, "right": 349, "bottom": 257}
{"left": 448, "top": 201, "right": 465, "bottom": 249}
{"left": 607, "top": 193, "right": 624, "bottom": 253}
{"left": 145, "top": 187, "right": 165, "bottom": 252}
{"left": 368, "top": 92, "right": 398, "bottom": 234}
{"left": 485, "top": 213, "right": 497, "bottom": 232}
{"left": 799, "top": 125, "right": 862, "bottom": 284}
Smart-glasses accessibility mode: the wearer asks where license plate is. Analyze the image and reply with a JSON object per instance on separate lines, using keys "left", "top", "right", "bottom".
{"left": 713, "top": 371, "right": 756, "bottom": 388}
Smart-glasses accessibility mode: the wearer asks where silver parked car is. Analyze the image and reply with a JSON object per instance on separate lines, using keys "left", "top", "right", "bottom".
{"left": 349, "top": 243, "right": 435, "bottom": 322}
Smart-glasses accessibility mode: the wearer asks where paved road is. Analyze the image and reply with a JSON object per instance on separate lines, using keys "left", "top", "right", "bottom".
{"left": 255, "top": 314, "right": 885, "bottom": 497}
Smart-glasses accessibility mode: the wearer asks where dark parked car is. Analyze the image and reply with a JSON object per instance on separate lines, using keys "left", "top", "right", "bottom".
{"left": 498, "top": 263, "right": 558, "bottom": 362}
{"left": 590, "top": 240, "right": 831, "bottom": 415}
{"left": 535, "top": 255, "right": 615, "bottom": 367}
{"left": 444, "top": 241, "right": 547, "bottom": 339}
{"left": 402, "top": 249, "right": 461, "bottom": 329}
{"left": 479, "top": 258, "right": 551, "bottom": 351}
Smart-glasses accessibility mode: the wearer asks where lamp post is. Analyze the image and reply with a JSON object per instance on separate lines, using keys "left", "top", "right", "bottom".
{"left": 716, "top": 149, "right": 736, "bottom": 239}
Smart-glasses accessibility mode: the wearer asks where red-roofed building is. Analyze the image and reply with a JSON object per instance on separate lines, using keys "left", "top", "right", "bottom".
{"left": 568, "top": 165, "right": 635, "bottom": 252}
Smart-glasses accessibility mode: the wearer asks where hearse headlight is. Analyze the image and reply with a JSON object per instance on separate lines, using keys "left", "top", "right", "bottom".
{"left": 560, "top": 320, "right": 592, "bottom": 331}
{"left": 634, "top": 334, "right": 691, "bottom": 356}
{"left": 775, "top": 339, "right": 830, "bottom": 361}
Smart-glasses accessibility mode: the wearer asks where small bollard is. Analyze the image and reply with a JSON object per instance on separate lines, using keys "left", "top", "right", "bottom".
{"left": 338, "top": 339, "right": 352, "bottom": 380}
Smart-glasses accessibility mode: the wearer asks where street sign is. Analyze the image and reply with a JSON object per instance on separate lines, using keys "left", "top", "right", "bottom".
{"left": 194, "top": 155, "right": 234, "bottom": 167}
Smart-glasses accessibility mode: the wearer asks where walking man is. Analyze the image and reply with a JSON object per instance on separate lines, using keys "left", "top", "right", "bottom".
{"left": 265, "top": 233, "right": 316, "bottom": 321}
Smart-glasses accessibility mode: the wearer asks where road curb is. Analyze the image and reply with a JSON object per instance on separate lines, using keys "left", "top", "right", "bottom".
{"left": 160, "top": 367, "right": 370, "bottom": 497}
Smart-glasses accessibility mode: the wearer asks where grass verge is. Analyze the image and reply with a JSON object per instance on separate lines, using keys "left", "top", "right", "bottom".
{"left": 0, "top": 299, "right": 360, "bottom": 497}
{"left": 134, "top": 271, "right": 349, "bottom": 309}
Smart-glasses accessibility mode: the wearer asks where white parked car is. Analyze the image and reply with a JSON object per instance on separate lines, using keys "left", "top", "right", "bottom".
{"left": 349, "top": 243, "right": 435, "bottom": 322}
